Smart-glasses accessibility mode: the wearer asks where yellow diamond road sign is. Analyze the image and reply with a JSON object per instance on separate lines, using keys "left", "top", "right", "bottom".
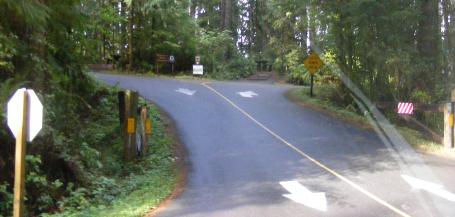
{"left": 304, "top": 53, "right": 323, "bottom": 74}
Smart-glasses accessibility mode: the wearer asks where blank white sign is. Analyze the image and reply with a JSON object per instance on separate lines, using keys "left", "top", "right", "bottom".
{"left": 193, "top": 65, "right": 203, "bottom": 75}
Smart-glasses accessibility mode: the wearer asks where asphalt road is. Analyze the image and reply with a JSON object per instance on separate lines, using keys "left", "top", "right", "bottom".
{"left": 96, "top": 73, "right": 455, "bottom": 217}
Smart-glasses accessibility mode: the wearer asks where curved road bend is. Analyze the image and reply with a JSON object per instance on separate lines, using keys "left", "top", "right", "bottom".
{"left": 96, "top": 73, "right": 455, "bottom": 217}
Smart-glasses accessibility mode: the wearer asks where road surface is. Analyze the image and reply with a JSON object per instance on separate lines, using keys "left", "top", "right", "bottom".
{"left": 96, "top": 73, "right": 455, "bottom": 217}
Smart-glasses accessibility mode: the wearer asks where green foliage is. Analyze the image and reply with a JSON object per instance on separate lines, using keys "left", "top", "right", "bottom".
{"left": 79, "top": 142, "right": 103, "bottom": 169}
{"left": 43, "top": 104, "right": 178, "bottom": 217}
{"left": 290, "top": 85, "right": 368, "bottom": 127}
{"left": 0, "top": 182, "right": 13, "bottom": 216}
{"left": 211, "top": 56, "right": 256, "bottom": 80}
{"left": 1, "top": 0, "right": 50, "bottom": 30}
{"left": 282, "top": 49, "right": 307, "bottom": 84}
{"left": 57, "top": 184, "right": 90, "bottom": 211}
{"left": 0, "top": 32, "right": 16, "bottom": 73}
{"left": 196, "top": 30, "right": 255, "bottom": 79}
{"left": 411, "top": 90, "right": 432, "bottom": 104}
{"left": 24, "top": 155, "right": 65, "bottom": 213}
{"left": 0, "top": 77, "right": 125, "bottom": 216}
{"left": 198, "top": 30, "right": 233, "bottom": 73}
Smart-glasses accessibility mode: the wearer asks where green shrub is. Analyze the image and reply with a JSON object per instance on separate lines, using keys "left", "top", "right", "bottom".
{"left": 0, "top": 182, "right": 13, "bottom": 216}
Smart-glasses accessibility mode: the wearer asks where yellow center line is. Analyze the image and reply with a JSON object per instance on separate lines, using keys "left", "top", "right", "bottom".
{"left": 202, "top": 82, "right": 411, "bottom": 217}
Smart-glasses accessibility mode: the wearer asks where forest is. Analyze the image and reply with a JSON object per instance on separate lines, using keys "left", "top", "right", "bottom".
{"left": 1, "top": 0, "right": 454, "bottom": 216}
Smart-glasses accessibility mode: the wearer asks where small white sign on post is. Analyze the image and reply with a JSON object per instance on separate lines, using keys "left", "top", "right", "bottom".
{"left": 7, "top": 88, "right": 43, "bottom": 217}
{"left": 193, "top": 65, "right": 204, "bottom": 75}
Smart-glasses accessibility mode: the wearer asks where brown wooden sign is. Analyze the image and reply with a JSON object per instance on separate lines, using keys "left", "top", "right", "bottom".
{"left": 155, "top": 54, "right": 175, "bottom": 73}
{"left": 156, "top": 54, "right": 170, "bottom": 63}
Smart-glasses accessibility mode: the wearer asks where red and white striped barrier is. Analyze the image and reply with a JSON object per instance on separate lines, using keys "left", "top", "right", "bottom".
{"left": 397, "top": 102, "right": 414, "bottom": 115}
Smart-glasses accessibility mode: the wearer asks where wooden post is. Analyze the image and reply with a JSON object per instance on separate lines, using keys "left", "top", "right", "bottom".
{"left": 13, "top": 91, "right": 28, "bottom": 217}
{"left": 444, "top": 90, "right": 455, "bottom": 149}
{"left": 130, "top": 92, "right": 138, "bottom": 157}
{"left": 123, "top": 90, "right": 138, "bottom": 161}
{"left": 140, "top": 106, "right": 149, "bottom": 154}
{"left": 123, "top": 90, "right": 130, "bottom": 161}
{"left": 443, "top": 103, "right": 453, "bottom": 148}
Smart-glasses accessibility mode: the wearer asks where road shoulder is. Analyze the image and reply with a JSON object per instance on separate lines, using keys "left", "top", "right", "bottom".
{"left": 285, "top": 87, "right": 455, "bottom": 160}
{"left": 144, "top": 103, "right": 189, "bottom": 217}
{"left": 285, "top": 88, "right": 372, "bottom": 130}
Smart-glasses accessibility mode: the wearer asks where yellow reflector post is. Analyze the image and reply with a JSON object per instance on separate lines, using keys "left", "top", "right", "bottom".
{"left": 127, "top": 118, "right": 135, "bottom": 134}
{"left": 145, "top": 118, "right": 152, "bottom": 135}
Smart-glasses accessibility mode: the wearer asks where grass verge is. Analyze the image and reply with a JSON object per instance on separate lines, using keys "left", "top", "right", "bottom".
{"left": 286, "top": 86, "right": 370, "bottom": 129}
{"left": 287, "top": 86, "right": 455, "bottom": 158}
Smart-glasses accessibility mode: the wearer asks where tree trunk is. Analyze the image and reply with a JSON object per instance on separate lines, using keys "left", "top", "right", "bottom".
{"left": 442, "top": 0, "right": 454, "bottom": 98}
{"left": 415, "top": 0, "right": 441, "bottom": 93}
{"left": 221, "top": 0, "right": 233, "bottom": 60}
{"left": 120, "top": 1, "right": 127, "bottom": 69}
{"left": 254, "top": 0, "right": 268, "bottom": 53}
{"left": 128, "top": 2, "right": 134, "bottom": 71}
{"left": 416, "top": 0, "right": 440, "bottom": 60}
{"left": 190, "top": 0, "right": 197, "bottom": 18}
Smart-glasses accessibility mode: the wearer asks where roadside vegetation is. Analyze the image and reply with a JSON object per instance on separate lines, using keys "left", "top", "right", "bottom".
{"left": 1, "top": 78, "right": 180, "bottom": 217}
{"left": 0, "top": 1, "right": 179, "bottom": 216}
{"left": 41, "top": 100, "right": 180, "bottom": 217}
{"left": 287, "top": 84, "right": 370, "bottom": 129}
{"left": 273, "top": 0, "right": 453, "bottom": 155}
{"left": 289, "top": 85, "right": 455, "bottom": 158}
{"left": 1, "top": 0, "right": 455, "bottom": 215}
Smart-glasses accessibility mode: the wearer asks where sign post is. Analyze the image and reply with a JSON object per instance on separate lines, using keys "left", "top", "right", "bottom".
{"left": 310, "top": 75, "right": 314, "bottom": 97}
{"left": 304, "top": 52, "right": 324, "bottom": 97}
{"left": 169, "top": 55, "right": 175, "bottom": 73}
{"left": 7, "top": 88, "right": 43, "bottom": 217}
{"left": 13, "top": 90, "right": 27, "bottom": 217}
{"left": 193, "top": 55, "right": 203, "bottom": 76}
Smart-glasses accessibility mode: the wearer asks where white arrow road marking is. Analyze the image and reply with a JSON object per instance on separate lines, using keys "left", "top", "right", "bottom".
{"left": 401, "top": 175, "right": 455, "bottom": 202}
{"left": 280, "top": 181, "right": 327, "bottom": 212}
{"left": 237, "top": 91, "right": 258, "bottom": 98}
{"left": 175, "top": 88, "right": 197, "bottom": 96}
{"left": 203, "top": 82, "right": 411, "bottom": 217}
